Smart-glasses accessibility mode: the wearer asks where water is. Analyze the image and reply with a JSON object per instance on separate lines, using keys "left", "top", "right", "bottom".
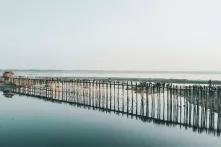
{"left": 1, "top": 70, "right": 221, "bottom": 147}
{"left": 1, "top": 70, "right": 221, "bottom": 80}
{"left": 0, "top": 91, "right": 221, "bottom": 147}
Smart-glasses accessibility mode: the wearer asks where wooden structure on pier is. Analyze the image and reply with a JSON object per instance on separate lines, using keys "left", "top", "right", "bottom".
{"left": 0, "top": 76, "right": 220, "bottom": 136}
{"left": 2, "top": 71, "right": 15, "bottom": 83}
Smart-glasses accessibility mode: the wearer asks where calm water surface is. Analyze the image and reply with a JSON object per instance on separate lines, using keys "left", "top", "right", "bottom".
{"left": 0, "top": 92, "right": 221, "bottom": 147}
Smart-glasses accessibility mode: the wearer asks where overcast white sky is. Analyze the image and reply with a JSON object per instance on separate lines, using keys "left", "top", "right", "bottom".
{"left": 0, "top": 0, "right": 221, "bottom": 71}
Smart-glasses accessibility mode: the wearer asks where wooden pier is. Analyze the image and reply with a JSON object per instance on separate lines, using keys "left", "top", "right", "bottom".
{"left": 1, "top": 76, "right": 221, "bottom": 136}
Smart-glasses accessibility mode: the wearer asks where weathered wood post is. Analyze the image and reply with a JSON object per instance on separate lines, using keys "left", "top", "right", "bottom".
{"left": 131, "top": 81, "right": 134, "bottom": 114}
{"left": 146, "top": 82, "right": 149, "bottom": 117}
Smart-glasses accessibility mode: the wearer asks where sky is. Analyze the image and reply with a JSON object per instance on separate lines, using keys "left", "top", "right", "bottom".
{"left": 0, "top": 0, "right": 221, "bottom": 71}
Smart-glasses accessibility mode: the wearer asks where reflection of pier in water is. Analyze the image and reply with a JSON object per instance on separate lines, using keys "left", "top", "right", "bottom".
{"left": 3, "top": 77, "right": 221, "bottom": 136}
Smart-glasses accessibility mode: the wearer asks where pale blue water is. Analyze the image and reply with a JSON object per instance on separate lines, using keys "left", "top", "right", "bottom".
{"left": 0, "top": 92, "right": 221, "bottom": 147}
{"left": 1, "top": 70, "right": 221, "bottom": 146}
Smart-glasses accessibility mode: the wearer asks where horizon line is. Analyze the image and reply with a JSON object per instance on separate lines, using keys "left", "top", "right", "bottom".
{"left": 1, "top": 69, "right": 221, "bottom": 74}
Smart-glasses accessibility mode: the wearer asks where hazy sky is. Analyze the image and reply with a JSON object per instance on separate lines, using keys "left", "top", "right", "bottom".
{"left": 0, "top": 0, "right": 221, "bottom": 71}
